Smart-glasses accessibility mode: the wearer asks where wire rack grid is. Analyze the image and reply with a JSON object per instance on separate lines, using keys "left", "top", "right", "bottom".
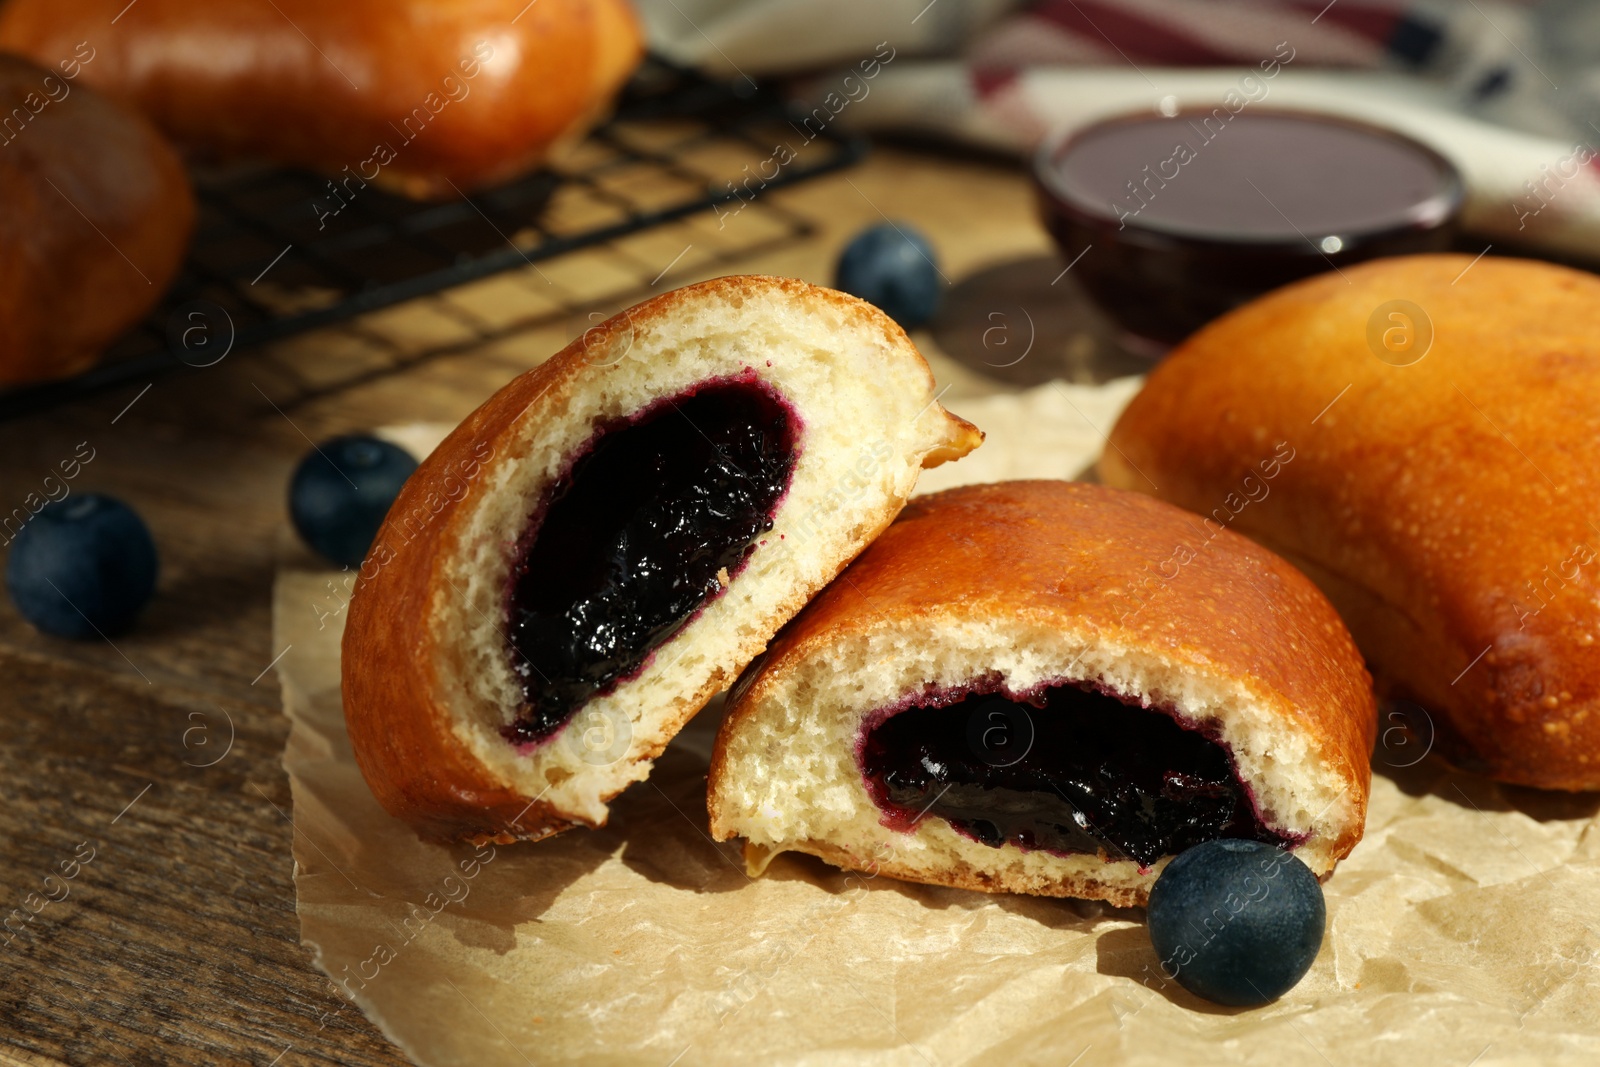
{"left": 0, "top": 57, "right": 866, "bottom": 419}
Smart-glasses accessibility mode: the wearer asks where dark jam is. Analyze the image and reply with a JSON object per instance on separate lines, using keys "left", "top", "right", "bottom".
{"left": 504, "top": 379, "right": 797, "bottom": 743}
{"left": 1047, "top": 112, "right": 1457, "bottom": 239}
{"left": 1034, "top": 110, "right": 1462, "bottom": 344}
{"left": 859, "top": 682, "right": 1296, "bottom": 868}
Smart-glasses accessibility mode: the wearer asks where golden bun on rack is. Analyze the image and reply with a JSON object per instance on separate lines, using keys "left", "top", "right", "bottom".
{"left": 0, "top": 0, "right": 645, "bottom": 198}
{"left": 0, "top": 52, "right": 194, "bottom": 385}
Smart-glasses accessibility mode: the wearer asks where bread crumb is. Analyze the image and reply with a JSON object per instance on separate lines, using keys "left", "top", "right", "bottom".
{"left": 717, "top": 567, "right": 730, "bottom": 587}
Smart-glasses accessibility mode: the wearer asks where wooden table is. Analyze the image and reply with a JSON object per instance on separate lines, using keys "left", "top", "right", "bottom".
{"left": 0, "top": 145, "right": 1100, "bottom": 1066}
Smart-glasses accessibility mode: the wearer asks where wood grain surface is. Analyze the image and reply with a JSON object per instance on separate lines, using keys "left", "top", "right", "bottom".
{"left": 0, "top": 146, "right": 1079, "bottom": 1066}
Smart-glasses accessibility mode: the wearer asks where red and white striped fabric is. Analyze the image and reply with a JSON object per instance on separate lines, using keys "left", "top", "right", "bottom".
{"left": 639, "top": 0, "right": 1600, "bottom": 261}
{"left": 972, "top": 0, "right": 1416, "bottom": 69}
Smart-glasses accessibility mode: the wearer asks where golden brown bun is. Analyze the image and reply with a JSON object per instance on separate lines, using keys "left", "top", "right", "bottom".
{"left": 709, "top": 481, "right": 1375, "bottom": 907}
{"left": 0, "top": 0, "right": 644, "bottom": 199}
{"left": 343, "top": 276, "right": 981, "bottom": 845}
{"left": 1102, "top": 254, "right": 1600, "bottom": 790}
{"left": 0, "top": 51, "right": 194, "bottom": 386}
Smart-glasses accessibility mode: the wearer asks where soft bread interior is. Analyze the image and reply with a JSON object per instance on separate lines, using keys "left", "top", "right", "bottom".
{"left": 710, "top": 615, "right": 1361, "bottom": 907}
{"left": 430, "top": 284, "right": 977, "bottom": 825}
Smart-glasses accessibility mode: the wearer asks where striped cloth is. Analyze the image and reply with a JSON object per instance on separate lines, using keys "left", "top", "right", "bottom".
{"left": 639, "top": 0, "right": 1600, "bottom": 260}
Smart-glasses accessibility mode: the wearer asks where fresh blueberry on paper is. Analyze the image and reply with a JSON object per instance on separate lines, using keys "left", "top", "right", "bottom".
{"left": 1146, "top": 838, "right": 1325, "bottom": 1007}
{"left": 289, "top": 435, "right": 417, "bottom": 568}
{"left": 834, "top": 222, "right": 941, "bottom": 329}
{"left": 6, "top": 494, "right": 159, "bottom": 638}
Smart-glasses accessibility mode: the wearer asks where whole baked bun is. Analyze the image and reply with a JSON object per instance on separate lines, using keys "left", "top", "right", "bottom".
{"left": 1102, "top": 254, "right": 1600, "bottom": 791}
{"left": 708, "top": 481, "right": 1375, "bottom": 908}
{"left": 344, "top": 275, "right": 982, "bottom": 844}
{"left": 0, "top": 0, "right": 643, "bottom": 199}
{"left": 0, "top": 52, "right": 194, "bottom": 386}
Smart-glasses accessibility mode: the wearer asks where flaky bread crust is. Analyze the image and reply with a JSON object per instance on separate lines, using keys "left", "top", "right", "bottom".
{"left": 1102, "top": 254, "right": 1600, "bottom": 790}
{"left": 709, "top": 482, "right": 1375, "bottom": 904}
{"left": 343, "top": 275, "right": 981, "bottom": 845}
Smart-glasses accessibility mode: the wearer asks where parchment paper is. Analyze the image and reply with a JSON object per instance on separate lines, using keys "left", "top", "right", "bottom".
{"left": 274, "top": 379, "right": 1600, "bottom": 1067}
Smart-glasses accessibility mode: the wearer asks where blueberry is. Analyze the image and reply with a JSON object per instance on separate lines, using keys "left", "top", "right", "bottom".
{"left": 5, "top": 494, "right": 159, "bottom": 639}
{"left": 834, "top": 222, "right": 941, "bottom": 329}
{"left": 289, "top": 435, "right": 417, "bottom": 568}
{"left": 1146, "top": 839, "right": 1325, "bottom": 1007}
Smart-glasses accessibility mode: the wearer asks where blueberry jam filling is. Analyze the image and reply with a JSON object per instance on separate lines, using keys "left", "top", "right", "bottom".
{"left": 504, "top": 379, "right": 797, "bottom": 744}
{"left": 859, "top": 682, "right": 1295, "bottom": 868}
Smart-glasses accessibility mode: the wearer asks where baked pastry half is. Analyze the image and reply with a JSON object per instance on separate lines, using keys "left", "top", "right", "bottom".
{"left": 1102, "top": 254, "right": 1600, "bottom": 790}
{"left": 344, "top": 275, "right": 981, "bottom": 844}
{"left": 709, "top": 482, "right": 1375, "bottom": 907}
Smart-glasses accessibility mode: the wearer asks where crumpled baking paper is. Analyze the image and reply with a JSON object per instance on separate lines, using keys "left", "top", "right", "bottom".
{"left": 274, "top": 379, "right": 1600, "bottom": 1067}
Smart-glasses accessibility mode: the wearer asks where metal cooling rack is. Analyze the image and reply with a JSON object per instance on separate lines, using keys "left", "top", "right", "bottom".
{"left": 0, "top": 56, "right": 866, "bottom": 419}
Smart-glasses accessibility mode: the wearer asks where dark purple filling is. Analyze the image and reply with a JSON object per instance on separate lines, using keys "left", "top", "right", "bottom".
{"left": 859, "top": 681, "right": 1296, "bottom": 868}
{"left": 504, "top": 378, "right": 797, "bottom": 744}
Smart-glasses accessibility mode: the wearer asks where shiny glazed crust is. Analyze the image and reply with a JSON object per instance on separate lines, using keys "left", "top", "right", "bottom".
{"left": 709, "top": 482, "right": 1376, "bottom": 904}
{"left": 0, "top": 53, "right": 194, "bottom": 385}
{"left": 342, "top": 275, "right": 982, "bottom": 845}
{"left": 1102, "top": 254, "right": 1600, "bottom": 790}
{"left": 0, "top": 0, "right": 644, "bottom": 198}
